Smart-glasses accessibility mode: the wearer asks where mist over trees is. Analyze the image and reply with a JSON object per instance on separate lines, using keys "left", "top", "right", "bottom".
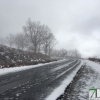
{"left": 1, "top": 18, "right": 81, "bottom": 58}
{"left": 14, "top": 33, "right": 27, "bottom": 50}
{"left": 6, "top": 34, "right": 15, "bottom": 48}
{"left": 23, "top": 19, "right": 57, "bottom": 56}
{"left": 0, "top": 37, "right": 4, "bottom": 45}
{"left": 51, "top": 49, "right": 81, "bottom": 59}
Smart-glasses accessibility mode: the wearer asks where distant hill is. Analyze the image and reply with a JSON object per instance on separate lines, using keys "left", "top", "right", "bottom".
{"left": 0, "top": 45, "right": 56, "bottom": 68}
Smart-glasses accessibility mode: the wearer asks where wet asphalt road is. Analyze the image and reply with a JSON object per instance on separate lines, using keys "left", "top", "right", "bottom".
{"left": 0, "top": 59, "right": 81, "bottom": 100}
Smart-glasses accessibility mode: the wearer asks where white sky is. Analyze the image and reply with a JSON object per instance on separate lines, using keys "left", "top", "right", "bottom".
{"left": 0, "top": 0, "right": 100, "bottom": 58}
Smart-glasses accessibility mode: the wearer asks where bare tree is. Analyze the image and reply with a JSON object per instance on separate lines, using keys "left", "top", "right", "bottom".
{"left": 59, "top": 48, "right": 67, "bottom": 58}
{"left": 42, "top": 26, "right": 51, "bottom": 55}
{"left": 23, "top": 18, "right": 57, "bottom": 55}
{"left": 0, "top": 37, "right": 4, "bottom": 45}
{"left": 67, "top": 50, "right": 74, "bottom": 57}
{"left": 14, "top": 33, "right": 27, "bottom": 50}
{"left": 14, "top": 34, "right": 21, "bottom": 49}
{"left": 23, "top": 18, "right": 44, "bottom": 54}
{"left": 6, "top": 34, "right": 14, "bottom": 48}
{"left": 73, "top": 49, "right": 81, "bottom": 58}
{"left": 51, "top": 48, "right": 67, "bottom": 59}
{"left": 51, "top": 50, "right": 59, "bottom": 58}
{"left": 48, "top": 33, "right": 57, "bottom": 57}
{"left": 42, "top": 26, "right": 57, "bottom": 56}
{"left": 67, "top": 49, "right": 81, "bottom": 58}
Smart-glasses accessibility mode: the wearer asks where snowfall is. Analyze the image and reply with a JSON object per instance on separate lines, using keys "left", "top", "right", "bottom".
{"left": 0, "top": 59, "right": 100, "bottom": 100}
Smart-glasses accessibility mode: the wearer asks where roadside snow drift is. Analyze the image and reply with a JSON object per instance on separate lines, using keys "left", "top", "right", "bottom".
{"left": 0, "top": 59, "right": 67, "bottom": 76}
{"left": 63, "top": 60, "right": 100, "bottom": 100}
{"left": 84, "top": 60, "right": 100, "bottom": 73}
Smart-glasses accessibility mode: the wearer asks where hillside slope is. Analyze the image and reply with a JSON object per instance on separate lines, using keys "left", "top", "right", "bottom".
{"left": 0, "top": 45, "right": 54, "bottom": 68}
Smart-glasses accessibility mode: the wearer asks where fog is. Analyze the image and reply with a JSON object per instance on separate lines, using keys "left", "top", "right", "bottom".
{"left": 0, "top": 0, "right": 100, "bottom": 58}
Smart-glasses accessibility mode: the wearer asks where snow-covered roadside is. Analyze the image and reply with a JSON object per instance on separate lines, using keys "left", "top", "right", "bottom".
{"left": 84, "top": 60, "right": 100, "bottom": 73}
{"left": 62, "top": 60, "right": 100, "bottom": 100}
{"left": 45, "top": 60, "right": 83, "bottom": 100}
{"left": 0, "top": 59, "right": 68, "bottom": 76}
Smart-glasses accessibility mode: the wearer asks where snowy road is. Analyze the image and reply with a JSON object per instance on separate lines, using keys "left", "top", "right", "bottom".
{"left": 0, "top": 59, "right": 81, "bottom": 100}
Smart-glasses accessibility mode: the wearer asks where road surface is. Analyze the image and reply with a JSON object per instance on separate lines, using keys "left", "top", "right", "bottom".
{"left": 0, "top": 58, "right": 81, "bottom": 100}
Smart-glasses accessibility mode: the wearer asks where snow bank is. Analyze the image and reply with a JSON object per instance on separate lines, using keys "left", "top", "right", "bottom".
{"left": 84, "top": 60, "right": 100, "bottom": 73}
{"left": 45, "top": 60, "right": 83, "bottom": 100}
{"left": 0, "top": 59, "right": 67, "bottom": 76}
{"left": 62, "top": 62, "right": 100, "bottom": 100}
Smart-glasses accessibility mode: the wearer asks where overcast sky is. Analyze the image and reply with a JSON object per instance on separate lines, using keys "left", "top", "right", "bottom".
{"left": 0, "top": 0, "right": 100, "bottom": 58}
